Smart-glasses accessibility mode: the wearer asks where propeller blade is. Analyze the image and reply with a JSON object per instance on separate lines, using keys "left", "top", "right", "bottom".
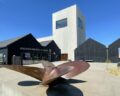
{"left": 0, "top": 65, "right": 44, "bottom": 81}
{"left": 57, "top": 60, "right": 90, "bottom": 79}
{"left": 42, "top": 66, "right": 74, "bottom": 85}
{"left": 40, "top": 60, "right": 55, "bottom": 68}
{"left": 0, "top": 60, "right": 90, "bottom": 85}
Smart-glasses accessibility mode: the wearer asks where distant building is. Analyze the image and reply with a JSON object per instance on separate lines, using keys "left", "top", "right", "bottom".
{"left": 37, "top": 5, "right": 86, "bottom": 60}
{"left": 37, "top": 36, "right": 53, "bottom": 42}
{"left": 0, "top": 34, "right": 43, "bottom": 65}
{"left": 108, "top": 38, "right": 120, "bottom": 62}
{"left": 53, "top": 5, "right": 86, "bottom": 60}
{"left": 75, "top": 38, "right": 107, "bottom": 62}
{"left": 0, "top": 34, "right": 61, "bottom": 65}
{"left": 40, "top": 40, "right": 61, "bottom": 62}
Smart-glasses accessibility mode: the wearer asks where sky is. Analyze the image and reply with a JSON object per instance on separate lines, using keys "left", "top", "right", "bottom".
{"left": 0, "top": 0, "right": 120, "bottom": 46}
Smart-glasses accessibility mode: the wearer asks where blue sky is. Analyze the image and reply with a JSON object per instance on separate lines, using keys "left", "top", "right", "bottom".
{"left": 0, "top": 0, "right": 120, "bottom": 45}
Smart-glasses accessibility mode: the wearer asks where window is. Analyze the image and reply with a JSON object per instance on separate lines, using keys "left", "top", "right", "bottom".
{"left": 78, "top": 17, "right": 83, "bottom": 29}
{"left": 0, "top": 53, "right": 3, "bottom": 64}
{"left": 56, "top": 18, "right": 67, "bottom": 29}
{"left": 25, "top": 53, "right": 31, "bottom": 59}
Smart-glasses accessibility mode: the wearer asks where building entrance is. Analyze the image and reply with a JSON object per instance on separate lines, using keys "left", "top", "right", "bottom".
{"left": 61, "top": 54, "right": 68, "bottom": 61}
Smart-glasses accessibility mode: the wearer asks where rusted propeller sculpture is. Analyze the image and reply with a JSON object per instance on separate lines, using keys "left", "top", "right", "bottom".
{"left": 0, "top": 60, "right": 90, "bottom": 85}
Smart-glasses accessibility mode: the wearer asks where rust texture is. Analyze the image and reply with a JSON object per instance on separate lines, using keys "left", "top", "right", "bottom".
{"left": 0, "top": 60, "right": 90, "bottom": 85}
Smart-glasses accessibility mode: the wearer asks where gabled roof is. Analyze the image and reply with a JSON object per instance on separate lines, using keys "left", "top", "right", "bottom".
{"left": 0, "top": 34, "right": 31, "bottom": 48}
{"left": 108, "top": 38, "right": 120, "bottom": 47}
{"left": 77, "top": 38, "right": 106, "bottom": 48}
{"left": 40, "top": 40, "right": 53, "bottom": 47}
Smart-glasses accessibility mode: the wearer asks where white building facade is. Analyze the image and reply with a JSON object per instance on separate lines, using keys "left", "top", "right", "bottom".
{"left": 38, "top": 5, "right": 86, "bottom": 60}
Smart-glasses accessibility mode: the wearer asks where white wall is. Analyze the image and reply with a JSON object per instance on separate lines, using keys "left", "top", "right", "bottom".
{"left": 77, "top": 7, "right": 86, "bottom": 46}
{"left": 52, "top": 5, "right": 86, "bottom": 60}
{"left": 37, "top": 36, "right": 53, "bottom": 42}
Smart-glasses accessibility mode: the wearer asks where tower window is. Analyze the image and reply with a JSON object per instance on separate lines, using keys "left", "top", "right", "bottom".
{"left": 78, "top": 17, "right": 83, "bottom": 29}
{"left": 56, "top": 18, "right": 67, "bottom": 29}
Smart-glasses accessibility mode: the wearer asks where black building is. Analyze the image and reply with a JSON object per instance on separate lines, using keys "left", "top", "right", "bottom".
{"left": 40, "top": 40, "right": 61, "bottom": 62}
{"left": 0, "top": 34, "right": 48, "bottom": 65}
{"left": 108, "top": 38, "right": 120, "bottom": 62}
{"left": 75, "top": 38, "right": 107, "bottom": 62}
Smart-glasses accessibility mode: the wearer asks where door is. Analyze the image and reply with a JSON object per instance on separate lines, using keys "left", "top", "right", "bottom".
{"left": 61, "top": 54, "right": 68, "bottom": 61}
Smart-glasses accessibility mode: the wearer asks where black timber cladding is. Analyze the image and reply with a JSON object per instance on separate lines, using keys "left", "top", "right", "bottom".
{"left": 108, "top": 38, "right": 120, "bottom": 62}
{"left": 75, "top": 38, "right": 107, "bottom": 62}
{"left": 0, "top": 33, "right": 61, "bottom": 65}
{"left": 40, "top": 40, "right": 61, "bottom": 61}
{"left": 0, "top": 34, "right": 44, "bottom": 64}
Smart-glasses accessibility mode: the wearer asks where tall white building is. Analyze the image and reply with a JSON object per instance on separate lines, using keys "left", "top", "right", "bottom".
{"left": 37, "top": 4, "right": 86, "bottom": 60}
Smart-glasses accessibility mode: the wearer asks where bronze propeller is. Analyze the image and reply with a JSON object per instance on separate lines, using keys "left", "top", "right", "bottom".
{"left": 0, "top": 60, "right": 90, "bottom": 85}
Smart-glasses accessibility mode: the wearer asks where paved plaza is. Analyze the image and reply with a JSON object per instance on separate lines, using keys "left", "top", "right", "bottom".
{"left": 0, "top": 62, "right": 120, "bottom": 96}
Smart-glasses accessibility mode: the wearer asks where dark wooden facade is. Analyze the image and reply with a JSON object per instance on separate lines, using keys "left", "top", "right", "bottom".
{"left": 108, "top": 38, "right": 120, "bottom": 62}
{"left": 40, "top": 40, "right": 61, "bottom": 62}
{"left": 0, "top": 34, "right": 44, "bottom": 65}
{"left": 0, "top": 34, "right": 61, "bottom": 65}
{"left": 75, "top": 38, "right": 107, "bottom": 62}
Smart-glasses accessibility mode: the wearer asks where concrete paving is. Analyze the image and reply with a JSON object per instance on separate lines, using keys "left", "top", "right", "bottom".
{"left": 0, "top": 62, "right": 120, "bottom": 96}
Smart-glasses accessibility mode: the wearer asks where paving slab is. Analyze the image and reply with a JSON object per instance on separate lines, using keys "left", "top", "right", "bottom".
{"left": 0, "top": 62, "right": 120, "bottom": 96}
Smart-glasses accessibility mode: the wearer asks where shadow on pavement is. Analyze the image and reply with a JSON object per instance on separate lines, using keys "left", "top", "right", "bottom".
{"left": 18, "top": 80, "right": 40, "bottom": 86}
{"left": 48, "top": 77, "right": 86, "bottom": 86}
{"left": 47, "top": 78, "right": 84, "bottom": 96}
{"left": 67, "top": 79, "right": 86, "bottom": 84}
{"left": 47, "top": 84, "right": 84, "bottom": 96}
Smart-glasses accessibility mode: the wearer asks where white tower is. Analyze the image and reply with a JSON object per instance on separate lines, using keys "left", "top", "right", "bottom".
{"left": 52, "top": 5, "right": 86, "bottom": 60}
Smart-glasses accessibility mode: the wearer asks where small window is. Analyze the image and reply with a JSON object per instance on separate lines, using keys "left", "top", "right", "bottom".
{"left": 25, "top": 53, "right": 31, "bottom": 59}
{"left": 78, "top": 17, "right": 83, "bottom": 29}
{"left": 0, "top": 53, "right": 3, "bottom": 64}
{"left": 56, "top": 18, "right": 67, "bottom": 29}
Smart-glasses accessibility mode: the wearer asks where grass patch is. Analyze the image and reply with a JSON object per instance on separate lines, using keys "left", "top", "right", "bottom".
{"left": 107, "top": 68, "right": 120, "bottom": 76}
